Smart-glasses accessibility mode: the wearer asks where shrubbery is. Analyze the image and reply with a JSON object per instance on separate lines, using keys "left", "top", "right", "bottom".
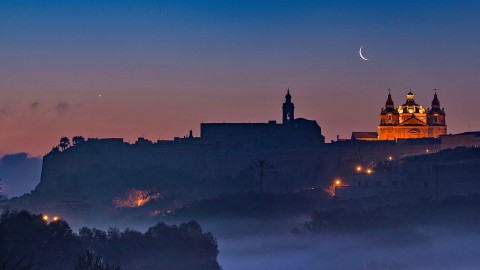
{"left": 0, "top": 210, "right": 220, "bottom": 270}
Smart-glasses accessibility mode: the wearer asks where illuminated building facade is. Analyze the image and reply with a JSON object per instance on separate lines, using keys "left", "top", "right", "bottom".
{"left": 378, "top": 91, "right": 447, "bottom": 140}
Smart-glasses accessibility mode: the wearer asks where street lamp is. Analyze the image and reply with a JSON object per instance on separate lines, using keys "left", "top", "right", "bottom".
{"left": 42, "top": 214, "right": 60, "bottom": 222}
{"left": 356, "top": 166, "right": 362, "bottom": 172}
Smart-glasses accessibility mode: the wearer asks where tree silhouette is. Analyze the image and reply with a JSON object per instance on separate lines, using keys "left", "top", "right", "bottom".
{"left": 0, "top": 249, "right": 33, "bottom": 270}
{"left": 1, "top": 210, "right": 220, "bottom": 270}
{"left": 72, "top": 136, "right": 86, "bottom": 146}
{"left": 252, "top": 160, "right": 274, "bottom": 193}
{"left": 59, "top": 137, "right": 71, "bottom": 151}
{"left": 74, "top": 250, "right": 120, "bottom": 270}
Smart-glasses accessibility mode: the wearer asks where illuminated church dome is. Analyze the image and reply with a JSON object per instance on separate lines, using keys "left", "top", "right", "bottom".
{"left": 397, "top": 91, "right": 426, "bottom": 114}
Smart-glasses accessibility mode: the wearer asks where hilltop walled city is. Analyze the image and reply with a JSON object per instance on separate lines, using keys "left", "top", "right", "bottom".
{"left": 9, "top": 90, "right": 480, "bottom": 219}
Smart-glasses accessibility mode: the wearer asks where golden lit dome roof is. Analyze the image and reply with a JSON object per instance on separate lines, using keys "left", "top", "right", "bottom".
{"left": 397, "top": 91, "right": 425, "bottom": 114}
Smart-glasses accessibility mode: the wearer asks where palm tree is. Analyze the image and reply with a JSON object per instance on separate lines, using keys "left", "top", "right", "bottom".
{"left": 252, "top": 159, "right": 273, "bottom": 193}
{"left": 59, "top": 137, "right": 70, "bottom": 151}
{"left": 72, "top": 136, "right": 86, "bottom": 146}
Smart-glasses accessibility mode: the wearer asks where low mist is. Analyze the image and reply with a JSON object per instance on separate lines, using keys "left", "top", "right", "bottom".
{"left": 205, "top": 219, "right": 480, "bottom": 270}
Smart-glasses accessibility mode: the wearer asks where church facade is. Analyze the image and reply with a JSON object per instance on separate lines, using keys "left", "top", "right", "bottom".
{"left": 378, "top": 91, "right": 447, "bottom": 140}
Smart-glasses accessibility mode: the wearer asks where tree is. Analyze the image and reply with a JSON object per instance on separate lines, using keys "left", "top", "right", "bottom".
{"left": 59, "top": 137, "right": 71, "bottom": 151}
{"left": 72, "top": 136, "right": 86, "bottom": 146}
{"left": 252, "top": 160, "right": 274, "bottom": 193}
{"left": 74, "top": 250, "right": 120, "bottom": 270}
{"left": 0, "top": 249, "right": 33, "bottom": 270}
{"left": 0, "top": 210, "right": 83, "bottom": 270}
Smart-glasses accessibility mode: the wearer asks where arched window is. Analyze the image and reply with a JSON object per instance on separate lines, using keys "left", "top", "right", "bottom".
{"left": 387, "top": 114, "right": 392, "bottom": 124}
{"left": 434, "top": 114, "right": 438, "bottom": 124}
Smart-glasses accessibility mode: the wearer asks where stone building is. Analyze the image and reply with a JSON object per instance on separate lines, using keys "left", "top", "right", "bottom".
{"left": 378, "top": 91, "right": 447, "bottom": 140}
{"left": 201, "top": 90, "right": 325, "bottom": 149}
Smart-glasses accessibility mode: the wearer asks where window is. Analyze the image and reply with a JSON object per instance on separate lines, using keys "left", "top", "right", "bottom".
{"left": 434, "top": 115, "right": 438, "bottom": 124}
{"left": 388, "top": 114, "right": 392, "bottom": 124}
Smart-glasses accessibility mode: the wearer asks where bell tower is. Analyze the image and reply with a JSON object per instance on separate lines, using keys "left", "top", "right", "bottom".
{"left": 427, "top": 90, "right": 446, "bottom": 125}
{"left": 282, "top": 89, "right": 295, "bottom": 124}
{"left": 378, "top": 90, "right": 400, "bottom": 140}
{"left": 427, "top": 89, "right": 447, "bottom": 138}
{"left": 379, "top": 90, "right": 399, "bottom": 125}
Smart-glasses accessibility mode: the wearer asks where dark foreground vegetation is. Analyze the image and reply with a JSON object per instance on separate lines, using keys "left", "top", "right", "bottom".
{"left": 0, "top": 210, "right": 220, "bottom": 270}
{"left": 171, "top": 191, "right": 325, "bottom": 220}
{"left": 303, "top": 194, "right": 480, "bottom": 233}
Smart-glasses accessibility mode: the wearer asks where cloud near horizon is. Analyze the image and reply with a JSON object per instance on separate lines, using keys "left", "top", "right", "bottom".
{"left": 29, "top": 101, "right": 40, "bottom": 110}
{"left": 0, "top": 153, "right": 42, "bottom": 198}
{"left": 53, "top": 102, "right": 82, "bottom": 115}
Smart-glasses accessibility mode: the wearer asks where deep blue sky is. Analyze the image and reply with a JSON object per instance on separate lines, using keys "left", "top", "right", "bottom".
{"left": 1, "top": 0, "right": 479, "bottom": 154}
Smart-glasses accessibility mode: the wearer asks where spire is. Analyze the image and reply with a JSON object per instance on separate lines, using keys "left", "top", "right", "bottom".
{"left": 385, "top": 90, "right": 394, "bottom": 108}
{"left": 431, "top": 89, "right": 440, "bottom": 107}
{"left": 285, "top": 88, "right": 291, "bottom": 100}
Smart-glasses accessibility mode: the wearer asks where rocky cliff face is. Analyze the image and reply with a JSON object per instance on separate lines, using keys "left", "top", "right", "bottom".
{"left": 11, "top": 137, "right": 441, "bottom": 221}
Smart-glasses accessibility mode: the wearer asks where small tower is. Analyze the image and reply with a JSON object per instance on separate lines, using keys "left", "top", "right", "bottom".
{"left": 282, "top": 89, "right": 295, "bottom": 124}
{"left": 427, "top": 90, "right": 446, "bottom": 126}
{"left": 378, "top": 90, "right": 400, "bottom": 140}
{"left": 379, "top": 90, "right": 399, "bottom": 125}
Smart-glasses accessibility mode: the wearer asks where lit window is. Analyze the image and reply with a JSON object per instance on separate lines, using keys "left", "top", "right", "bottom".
{"left": 388, "top": 114, "right": 392, "bottom": 124}
{"left": 434, "top": 115, "right": 438, "bottom": 124}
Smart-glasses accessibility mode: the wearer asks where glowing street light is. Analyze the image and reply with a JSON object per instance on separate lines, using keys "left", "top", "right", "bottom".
{"left": 356, "top": 166, "right": 362, "bottom": 172}
{"left": 335, "top": 179, "right": 342, "bottom": 186}
{"left": 388, "top": 156, "right": 393, "bottom": 161}
{"left": 42, "top": 214, "right": 60, "bottom": 222}
{"left": 366, "top": 169, "right": 372, "bottom": 174}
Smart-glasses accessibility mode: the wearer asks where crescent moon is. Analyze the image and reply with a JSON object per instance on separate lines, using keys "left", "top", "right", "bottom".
{"left": 359, "top": 46, "right": 369, "bottom": 61}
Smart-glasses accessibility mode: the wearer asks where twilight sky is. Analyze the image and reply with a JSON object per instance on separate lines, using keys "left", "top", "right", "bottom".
{"left": 1, "top": 0, "right": 479, "bottom": 156}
